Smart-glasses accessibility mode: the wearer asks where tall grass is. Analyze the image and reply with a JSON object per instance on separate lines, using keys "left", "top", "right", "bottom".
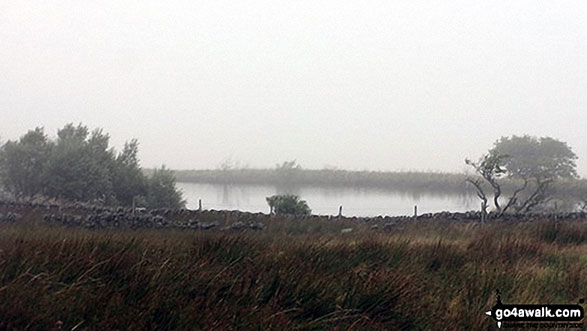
{"left": 0, "top": 219, "right": 585, "bottom": 330}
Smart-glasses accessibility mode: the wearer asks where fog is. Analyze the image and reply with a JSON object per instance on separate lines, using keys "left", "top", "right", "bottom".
{"left": 2, "top": 1, "right": 586, "bottom": 176}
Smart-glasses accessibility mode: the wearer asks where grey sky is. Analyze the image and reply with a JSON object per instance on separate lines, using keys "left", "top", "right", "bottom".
{"left": 2, "top": 1, "right": 586, "bottom": 176}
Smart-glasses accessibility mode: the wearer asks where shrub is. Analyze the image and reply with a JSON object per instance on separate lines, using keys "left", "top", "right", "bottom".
{"left": 266, "top": 194, "right": 311, "bottom": 216}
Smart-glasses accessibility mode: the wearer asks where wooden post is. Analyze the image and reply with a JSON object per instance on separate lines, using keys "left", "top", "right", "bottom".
{"left": 481, "top": 201, "right": 486, "bottom": 224}
{"left": 553, "top": 202, "right": 558, "bottom": 222}
{"left": 414, "top": 205, "right": 418, "bottom": 218}
{"left": 338, "top": 205, "right": 343, "bottom": 217}
{"left": 198, "top": 199, "right": 202, "bottom": 212}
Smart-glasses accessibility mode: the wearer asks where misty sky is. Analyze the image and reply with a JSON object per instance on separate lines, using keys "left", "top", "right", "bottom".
{"left": 2, "top": 1, "right": 586, "bottom": 176}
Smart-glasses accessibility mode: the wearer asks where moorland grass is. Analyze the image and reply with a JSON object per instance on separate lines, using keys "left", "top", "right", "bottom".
{"left": 0, "top": 219, "right": 585, "bottom": 330}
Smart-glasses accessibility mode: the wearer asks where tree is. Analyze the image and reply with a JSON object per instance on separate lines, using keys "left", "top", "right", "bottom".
{"left": 147, "top": 166, "right": 186, "bottom": 209}
{"left": 0, "top": 123, "right": 185, "bottom": 209}
{"left": 0, "top": 127, "right": 53, "bottom": 199}
{"left": 44, "top": 124, "right": 114, "bottom": 202}
{"left": 465, "top": 152, "right": 508, "bottom": 214}
{"left": 492, "top": 135, "right": 577, "bottom": 213}
{"left": 266, "top": 194, "right": 311, "bottom": 216}
{"left": 466, "top": 135, "right": 578, "bottom": 215}
{"left": 111, "top": 139, "right": 148, "bottom": 206}
{"left": 491, "top": 135, "right": 578, "bottom": 179}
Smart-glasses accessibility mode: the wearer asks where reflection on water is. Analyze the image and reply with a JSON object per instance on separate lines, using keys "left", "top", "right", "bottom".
{"left": 177, "top": 182, "right": 479, "bottom": 217}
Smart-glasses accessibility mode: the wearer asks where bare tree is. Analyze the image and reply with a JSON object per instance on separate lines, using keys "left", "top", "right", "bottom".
{"left": 465, "top": 177, "right": 488, "bottom": 217}
{"left": 465, "top": 152, "right": 507, "bottom": 214}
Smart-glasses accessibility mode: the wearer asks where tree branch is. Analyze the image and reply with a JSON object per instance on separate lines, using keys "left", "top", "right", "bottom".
{"left": 500, "top": 177, "right": 529, "bottom": 215}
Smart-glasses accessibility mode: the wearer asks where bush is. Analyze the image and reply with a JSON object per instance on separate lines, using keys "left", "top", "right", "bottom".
{"left": 266, "top": 194, "right": 311, "bottom": 216}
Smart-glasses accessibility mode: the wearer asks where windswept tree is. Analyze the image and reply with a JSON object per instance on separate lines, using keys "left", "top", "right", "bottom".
{"left": 466, "top": 135, "right": 578, "bottom": 215}
{"left": 495, "top": 136, "right": 577, "bottom": 213}
{"left": 465, "top": 152, "right": 508, "bottom": 215}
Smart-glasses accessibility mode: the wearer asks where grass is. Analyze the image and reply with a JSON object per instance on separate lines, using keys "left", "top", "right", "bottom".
{"left": 0, "top": 217, "right": 585, "bottom": 330}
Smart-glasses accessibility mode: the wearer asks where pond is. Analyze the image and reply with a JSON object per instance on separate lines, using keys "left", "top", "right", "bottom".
{"left": 177, "top": 182, "right": 480, "bottom": 217}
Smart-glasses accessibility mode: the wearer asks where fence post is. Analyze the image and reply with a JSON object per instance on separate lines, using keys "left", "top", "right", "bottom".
{"left": 481, "top": 201, "right": 486, "bottom": 224}
{"left": 553, "top": 202, "right": 558, "bottom": 222}
{"left": 198, "top": 199, "right": 202, "bottom": 212}
{"left": 338, "top": 205, "right": 343, "bottom": 217}
{"left": 414, "top": 205, "right": 418, "bottom": 218}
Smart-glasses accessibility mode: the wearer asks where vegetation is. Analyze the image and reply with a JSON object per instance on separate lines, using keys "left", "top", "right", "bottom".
{"left": 266, "top": 194, "right": 311, "bottom": 216}
{"left": 465, "top": 152, "right": 507, "bottom": 216}
{"left": 172, "top": 167, "right": 472, "bottom": 193}
{"left": 466, "top": 135, "right": 580, "bottom": 214}
{"left": 0, "top": 124, "right": 185, "bottom": 209}
{"left": 0, "top": 217, "right": 584, "bottom": 330}
{"left": 170, "top": 163, "right": 587, "bottom": 209}
{"left": 145, "top": 166, "right": 186, "bottom": 209}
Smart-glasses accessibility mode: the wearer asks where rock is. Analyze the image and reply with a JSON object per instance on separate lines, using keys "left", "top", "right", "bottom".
{"left": 248, "top": 221, "right": 265, "bottom": 231}
{"left": 229, "top": 221, "right": 246, "bottom": 231}
{"left": 226, "top": 221, "right": 265, "bottom": 231}
{"left": 199, "top": 221, "right": 219, "bottom": 230}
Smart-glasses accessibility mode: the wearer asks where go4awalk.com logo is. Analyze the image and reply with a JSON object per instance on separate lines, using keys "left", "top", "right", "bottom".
{"left": 485, "top": 290, "right": 584, "bottom": 329}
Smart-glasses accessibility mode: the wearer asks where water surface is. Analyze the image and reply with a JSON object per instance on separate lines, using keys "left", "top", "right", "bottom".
{"left": 177, "top": 182, "right": 479, "bottom": 217}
